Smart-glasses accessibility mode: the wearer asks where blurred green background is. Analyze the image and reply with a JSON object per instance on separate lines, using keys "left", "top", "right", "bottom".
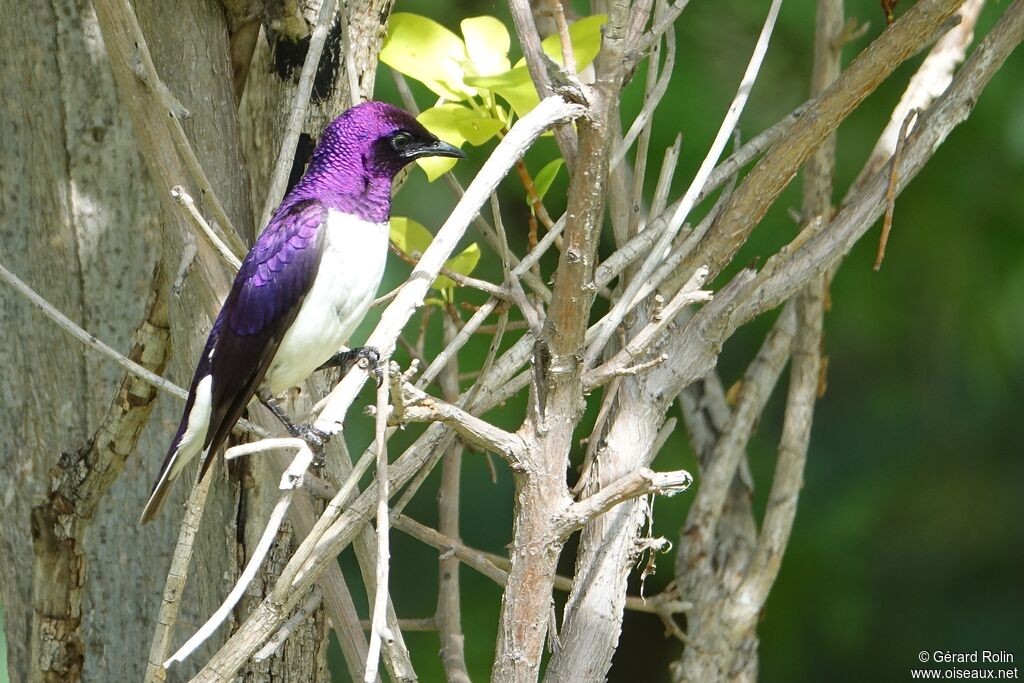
{"left": 4, "top": 1, "right": 1020, "bottom": 681}
{"left": 346, "top": 0, "right": 1024, "bottom": 680}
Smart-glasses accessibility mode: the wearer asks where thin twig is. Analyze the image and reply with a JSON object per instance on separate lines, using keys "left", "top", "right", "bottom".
{"left": 507, "top": 0, "right": 578, "bottom": 163}
{"left": 171, "top": 186, "right": 243, "bottom": 269}
{"left": 0, "top": 261, "right": 275, "bottom": 441}
{"left": 853, "top": 0, "right": 985, "bottom": 189}
{"left": 145, "top": 457, "right": 215, "bottom": 679}
{"left": 163, "top": 438, "right": 314, "bottom": 668}
{"left": 393, "top": 382, "right": 528, "bottom": 469}
{"left": 364, "top": 362, "right": 392, "bottom": 683}
{"left": 612, "top": 3, "right": 676, "bottom": 171}
{"left": 585, "top": 0, "right": 784, "bottom": 367}
{"left": 636, "top": 0, "right": 693, "bottom": 61}
{"left": 259, "top": 0, "right": 339, "bottom": 230}
{"left": 253, "top": 586, "right": 324, "bottom": 662}
{"left": 435, "top": 317, "right": 472, "bottom": 683}
{"left": 555, "top": 468, "right": 693, "bottom": 537}
{"left": 393, "top": 514, "right": 691, "bottom": 616}
{"left": 587, "top": 266, "right": 713, "bottom": 388}
{"left": 0, "top": 261, "right": 186, "bottom": 401}
{"left": 875, "top": 108, "right": 919, "bottom": 270}
{"left": 388, "top": 243, "right": 512, "bottom": 300}
{"left": 415, "top": 216, "right": 562, "bottom": 388}
{"left": 337, "top": 2, "right": 362, "bottom": 104}
{"left": 552, "top": 0, "right": 577, "bottom": 75}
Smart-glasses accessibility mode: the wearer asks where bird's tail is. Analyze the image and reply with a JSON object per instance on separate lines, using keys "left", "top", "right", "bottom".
{"left": 139, "top": 374, "right": 214, "bottom": 524}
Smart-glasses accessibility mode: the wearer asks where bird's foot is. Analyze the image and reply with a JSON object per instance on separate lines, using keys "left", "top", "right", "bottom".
{"left": 293, "top": 423, "right": 331, "bottom": 465}
{"left": 259, "top": 392, "right": 330, "bottom": 463}
{"left": 318, "top": 346, "right": 383, "bottom": 386}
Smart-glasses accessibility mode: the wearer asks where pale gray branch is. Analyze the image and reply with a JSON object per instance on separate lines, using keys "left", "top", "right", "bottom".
{"left": 555, "top": 468, "right": 693, "bottom": 538}
{"left": 364, "top": 364, "right": 393, "bottom": 683}
{"left": 0, "top": 261, "right": 186, "bottom": 401}
{"left": 585, "top": 0, "right": 784, "bottom": 367}
{"left": 170, "top": 186, "right": 244, "bottom": 268}
{"left": 392, "top": 382, "right": 528, "bottom": 471}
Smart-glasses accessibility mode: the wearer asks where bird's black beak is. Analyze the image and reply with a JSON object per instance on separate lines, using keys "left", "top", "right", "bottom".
{"left": 405, "top": 138, "right": 466, "bottom": 161}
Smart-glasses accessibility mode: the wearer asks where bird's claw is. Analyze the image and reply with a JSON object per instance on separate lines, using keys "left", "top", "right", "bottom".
{"left": 352, "top": 346, "right": 384, "bottom": 386}
{"left": 294, "top": 423, "right": 331, "bottom": 464}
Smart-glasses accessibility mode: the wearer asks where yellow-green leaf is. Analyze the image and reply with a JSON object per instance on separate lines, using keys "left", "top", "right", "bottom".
{"left": 417, "top": 156, "right": 460, "bottom": 182}
{"left": 414, "top": 104, "right": 502, "bottom": 181}
{"left": 465, "top": 66, "right": 538, "bottom": 118}
{"left": 461, "top": 16, "right": 511, "bottom": 77}
{"left": 538, "top": 14, "right": 606, "bottom": 71}
{"left": 531, "top": 159, "right": 564, "bottom": 203}
{"left": 468, "top": 14, "right": 606, "bottom": 117}
{"left": 435, "top": 242, "right": 481, "bottom": 291}
{"left": 389, "top": 216, "right": 433, "bottom": 258}
{"left": 380, "top": 13, "right": 473, "bottom": 100}
{"left": 417, "top": 104, "right": 503, "bottom": 147}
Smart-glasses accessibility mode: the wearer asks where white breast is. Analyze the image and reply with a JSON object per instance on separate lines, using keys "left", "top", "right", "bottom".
{"left": 264, "top": 211, "right": 389, "bottom": 394}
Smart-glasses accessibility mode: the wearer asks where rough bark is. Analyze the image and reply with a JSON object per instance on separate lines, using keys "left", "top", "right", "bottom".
{"left": 0, "top": 0, "right": 328, "bottom": 680}
{"left": 0, "top": 2, "right": 165, "bottom": 680}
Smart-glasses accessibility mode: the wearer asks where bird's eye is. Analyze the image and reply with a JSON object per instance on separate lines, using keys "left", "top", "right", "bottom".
{"left": 390, "top": 132, "right": 413, "bottom": 151}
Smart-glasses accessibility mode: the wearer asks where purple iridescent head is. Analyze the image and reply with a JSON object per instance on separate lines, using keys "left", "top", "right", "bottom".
{"left": 288, "top": 102, "right": 464, "bottom": 222}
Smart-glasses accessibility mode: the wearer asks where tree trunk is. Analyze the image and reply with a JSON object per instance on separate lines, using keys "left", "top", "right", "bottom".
{"left": 0, "top": 0, "right": 340, "bottom": 680}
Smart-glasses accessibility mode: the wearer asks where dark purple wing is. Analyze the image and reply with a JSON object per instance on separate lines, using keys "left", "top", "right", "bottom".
{"left": 199, "top": 200, "right": 327, "bottom": 464}
{"left": 154, "top": 200, "right": 326, "bottom": 488}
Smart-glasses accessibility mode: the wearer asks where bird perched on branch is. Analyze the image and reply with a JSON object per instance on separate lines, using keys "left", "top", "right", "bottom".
{"left": 140, "top": 102, "right": 463, "bottom": 523}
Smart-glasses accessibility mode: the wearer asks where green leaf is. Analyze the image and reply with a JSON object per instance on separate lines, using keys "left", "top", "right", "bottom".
{"left": 380, "top": 13, "right": 473, "bottom": 100}
{"left": 435, "top": 242, "right": 481, "bottom": 292}
{"left": 538, "top": 14, "right": 607, "bottom": 70}
{"left": 469, "top": 14, "right": 607, "bottom": 117}
{"left": 417, "top": 104, "right": 503, "bottom": 147}
{"left": 389, "top": 216, "right": 433, "bottom": 258}
{"left": 531, "top": 159, "right": 565, "bottom": 203}
{"left": 390, "top": 220, "right": 482, "bottom": 296}
{"left": 461, "top": 16, "right": 511, "bottom": 77}
{"left": 414, "top": 104, "right": 503, "bottom": 181}
{"left": 465, "top": 66, "right": 539, "bottom": 118}
{"left": 417, "top": 156, "right": 460, "bottom": 183}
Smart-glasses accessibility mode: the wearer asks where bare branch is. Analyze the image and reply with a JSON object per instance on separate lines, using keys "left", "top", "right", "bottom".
{"left": 853, "top": 0, "right": 986, "bottom": 187}
{"left": 507, "top": 0, "right": 578, "bottom": 163}
{"left": 875, "top": 108, "right": 919, "bottom": 270}
{"left": 677, "top": 305, "right": 796, "bottom": 589}
{"left": 0, "top": 261, "right": 186, "bottom": 401}
{"left": 729, "top": 0, "right": 1024, "bottom": 328}
{"left": 253, "top": 587, "right": 324, "bottom": 663}
{"left": 587, "top": 266, "right": 713, "bottom": 388}
{"left": 364, "top": 363, "right": 393, "bottom": 683}
{"left": 555, "top": 468, "right": 693, "bottom": 538}
{"left": 585, "top": 0, "right": 784, "bottom": 367}
{"left": 392, "top": 382, "right": 528, "bottom": 470}
{"left": 612, "top": 4, "right": 676, "bottom": 170}
{"left": 171, "top": 186, "right": 244, "bottom": 268}
{"left": 165, "top": 438, "right": 314, "bottom": 669}
{"left": 393, "top": 515, "right": 689, "bottom": 616}
{"left": 693, "top": 0, "right": 966, "bottom": 280}
{"left": 733, "top": 277, "right": 824, "bottom": 628}
{"left": 434, "top": 317, "right": 472, "bottom": 683}
{"left": 146, "top": 464, "right": 215, "bottom": 679}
